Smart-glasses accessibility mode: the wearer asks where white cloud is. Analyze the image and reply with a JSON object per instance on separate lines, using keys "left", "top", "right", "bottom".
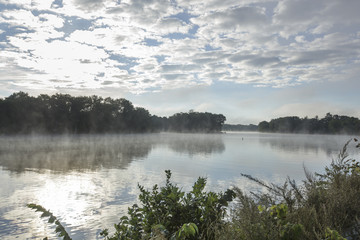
{"left": 294, "top": 35, "right": 306, "bottom": 43}
{"left": 104, "top": 0, "right": 180, "bottom": 29}
{"left": 0, "top": 0, "right": 30, "bottom": 6}
{"left": 274, "top": 0, "right": 360, "bottom": 37}
{"left": 195, "top": 6, "right": 268, "bottom": 30}
{"left": 72, "top": 0, "right": 107, "bottom": 12}
{"left": 1, "top": 9, "right": 38, "bottom": 29}
{"left": 1, "top": 9, "right": 65, "bottom": 40}
{"left": 69, "top": 28, "right": 121, "bottom": 49}
{"left": 31, "top": 0, "right": 54, "bottom": 10}
{"left": 0, "top": 0, "right": 359, "bottom": 105}
{"left": 153, "top": 18, "right": 191, "bottom": 34}
{"left": 38, "top": 13, "right": 64, "bottom": 29}
{"left": 177, "top": 0, "right": 274, "bottom": 15}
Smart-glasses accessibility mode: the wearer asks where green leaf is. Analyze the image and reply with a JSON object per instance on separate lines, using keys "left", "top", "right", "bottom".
{"left": 48, "top": 215, "right": 56, "bottom": 223}
{"left": 258, "top": 205, "right": 265, "bottom": 213}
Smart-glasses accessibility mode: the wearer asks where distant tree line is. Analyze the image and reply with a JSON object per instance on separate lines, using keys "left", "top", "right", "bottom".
{"left": 258, "top": 113, "right": 360, "bottom": 134}
{"left": 167, "top": 110, "right": 226, "bottom": 133}
{"left": 222, "top": 124, "right": 258, "bottom": 132}
{"left": 0, "top": 92, "right": 226, "bottom": 134}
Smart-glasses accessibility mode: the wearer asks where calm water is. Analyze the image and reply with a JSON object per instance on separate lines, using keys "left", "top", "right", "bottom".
{"left": 0, "top": 132, "right": 358, "bottom": 239}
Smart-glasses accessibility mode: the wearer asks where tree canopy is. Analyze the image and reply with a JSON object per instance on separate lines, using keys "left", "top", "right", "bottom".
{"left": 0, "top": 92, "right": 226, "bottom": 135}
{"left": 258, "top": 114, "right": 360, "bottom": 135}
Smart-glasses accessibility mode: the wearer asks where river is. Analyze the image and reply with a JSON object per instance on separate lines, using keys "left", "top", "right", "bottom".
{"left": 0, "top": 132, "right": 357, "bottom": 239}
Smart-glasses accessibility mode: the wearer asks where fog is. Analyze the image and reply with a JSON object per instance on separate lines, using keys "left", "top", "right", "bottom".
{"left": 0, "top": 132, "right": 358, "bottom": 239}
{"left": 257, "top": 132, "right": 357, "bottom": 156}
{"left": 0, "top": 133, "right": 225, "bottom": 173}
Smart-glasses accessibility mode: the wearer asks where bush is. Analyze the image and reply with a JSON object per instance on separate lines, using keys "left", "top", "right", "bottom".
{"left": 101, "top": 170, "right": 235, "bottom": 240}
{"left": 219, "top": 138, "right": 360, "bottom": 240}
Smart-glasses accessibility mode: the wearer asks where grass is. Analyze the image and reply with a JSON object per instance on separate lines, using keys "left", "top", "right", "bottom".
{"left": 218, "top": 138, "right": 360, "bottom": 240}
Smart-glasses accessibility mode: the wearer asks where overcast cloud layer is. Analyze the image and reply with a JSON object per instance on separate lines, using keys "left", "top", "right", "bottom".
{"left": 0, "top": 0, "right": 359, "bottom": 123}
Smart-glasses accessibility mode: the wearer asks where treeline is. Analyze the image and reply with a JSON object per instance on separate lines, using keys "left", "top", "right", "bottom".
{"left": 258, "top": 113, "right": 360, "bottom": 134}
{"left": 0, "top": 92, "right": 226, "bottom": 134}
{"left": 168, "top": 111, "right": 225, "bottom": 133}
{"left": 222, "top": 124, "right": 258, "bottom": 132}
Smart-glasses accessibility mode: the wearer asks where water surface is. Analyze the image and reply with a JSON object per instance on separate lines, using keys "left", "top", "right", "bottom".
{"left": 0, "top": 132, "right": 357, "bottom": 239}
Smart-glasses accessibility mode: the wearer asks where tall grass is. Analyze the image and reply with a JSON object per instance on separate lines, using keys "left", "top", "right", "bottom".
{"left": 218, "top": 138, "right": 360, "bottom": 240}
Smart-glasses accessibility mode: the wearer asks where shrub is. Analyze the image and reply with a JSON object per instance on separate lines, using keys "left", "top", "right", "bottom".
{"left": 219, "top": 138, "right": 360, "bottom": 240}
{"left": 101, "top": 170, "right": 235, "bottom": 240}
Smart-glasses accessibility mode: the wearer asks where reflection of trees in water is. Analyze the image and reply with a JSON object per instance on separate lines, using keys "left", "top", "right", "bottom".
{"left": 165, "top": 133, "right": 225, "bottom": 156}
{"left": 0, "top": 135, "right": 155, "bottom": 173}
{"left": 258, "top": 134, "right": 354, "bottom": 156}
{"left": 0, "top": 133, "right": 226, "bottom": 173}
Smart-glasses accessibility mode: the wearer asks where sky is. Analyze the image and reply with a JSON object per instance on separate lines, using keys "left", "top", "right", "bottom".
{"left": 0, "top": 0, "right": 359, "bottom": 124}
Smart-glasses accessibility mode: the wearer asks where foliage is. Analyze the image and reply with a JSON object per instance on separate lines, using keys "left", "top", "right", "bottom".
{"left": 258, "top": 113, "right": 360, "bottom": 134}
{"left": 222, "top": 124, "right": 258, "bottom": 132}
{"left": 218, "top": 138, "right": 360, "bottom": 240}
{"left": 27, "top": 203, "right": 72, "bottom": 240}
{"left": 168, "top": 111, "right": 226, "bottom": 133}
{"left": 325, "top": 228, "right": 347, "bottom": 240}
{"left": 0, "top": 92, "right": 226, "bottom": 134}
{"left": 256, "top": 203, "right": 305, "bottom": 240}
{"left": 100, "top": 170, "right": 235, "bottom": 240}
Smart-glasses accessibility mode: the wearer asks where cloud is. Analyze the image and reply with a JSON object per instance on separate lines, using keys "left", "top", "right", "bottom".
{"left": 160, "top": 64, "right": 200, "bottom": 73}
{"left": 153, "top": 18, "right": 191, "bottom": 34}
{"left": 228, "top": 53, "right": 282, "bottom": 67}
{"left": 196, "top": 6, "right": 268, "bottom": 30}
{"left": 0, "top": 0, "right": 359, "bottom": 106}
{"left": 1, "top": 9, "right": 65, "bottom": 42}
{"left": 274, "top": 0, "right": 360, "bottom": 37}
{"left": 72, "top": 0, "right": 107, "bottom": 12}
{"left": 104, "top": 0, "right": 180, "bottom": 29}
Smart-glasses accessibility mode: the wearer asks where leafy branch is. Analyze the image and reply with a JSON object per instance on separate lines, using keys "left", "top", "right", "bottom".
{"left": 27, "top": 203, "right": 72, "bottom": 240}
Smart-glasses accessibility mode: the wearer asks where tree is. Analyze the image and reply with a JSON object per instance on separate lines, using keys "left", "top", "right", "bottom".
{"left": 0, "top": 92, "right": 228, "bottom": 134}
{"left": 258, "top": 121, "right": 270, "bottom": 132}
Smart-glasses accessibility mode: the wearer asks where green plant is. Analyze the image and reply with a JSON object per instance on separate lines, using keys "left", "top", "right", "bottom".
{"left": 101, "top": 170, "right": 235, "bottom": 240}
{"left": 325, "top": 227, "right": 347, "bottom": 240}
{"left": 176, "top": 223, "right": 199, "bottom": 240}
{"left": 257, "top": 203, "right": 305, "bottom": 240}
{"left": 219, "top": 138, "right": 360, "bottom": 240}
{"left": 27, "top": 203, "right": 72, "bottom": 240}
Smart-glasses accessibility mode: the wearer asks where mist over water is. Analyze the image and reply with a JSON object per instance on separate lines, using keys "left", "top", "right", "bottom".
{"left": 0, "top": 132, "right": 357, "bottom": 239}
